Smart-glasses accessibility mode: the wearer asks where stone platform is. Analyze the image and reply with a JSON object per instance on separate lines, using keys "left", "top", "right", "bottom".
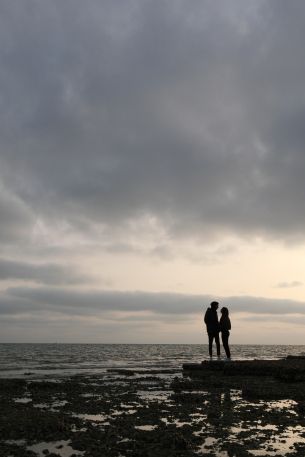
{"left": 183, "top": 356, "right": 305, "bottom": 379}
{"left": 181, "top": 356, "right": 305, "bottom": 400}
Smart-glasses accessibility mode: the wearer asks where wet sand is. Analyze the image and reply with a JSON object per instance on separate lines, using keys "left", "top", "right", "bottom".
{"left": 1, "top": 364, "right": 305, "bottom": 456}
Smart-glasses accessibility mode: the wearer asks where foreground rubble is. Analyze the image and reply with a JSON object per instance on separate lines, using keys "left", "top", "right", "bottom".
{"left": 2, "top": 359, "right": 305, "bottom": 456}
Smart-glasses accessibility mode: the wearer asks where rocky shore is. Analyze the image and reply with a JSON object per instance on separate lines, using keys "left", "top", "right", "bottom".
{"left": 183, "top": 356, "right": 305, "bottom": 401}
{"left": 2, "top": 359, "right": 305, "bottom": 456}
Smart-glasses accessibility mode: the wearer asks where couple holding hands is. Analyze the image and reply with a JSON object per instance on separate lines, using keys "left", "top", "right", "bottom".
{"left": 204, "top": 301, "right": 231, "bottom": 360}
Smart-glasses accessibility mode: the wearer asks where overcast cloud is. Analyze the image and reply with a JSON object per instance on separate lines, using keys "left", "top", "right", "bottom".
{"left": 1, "top": 1, "right": 305, "bottom": 342}
{"left": 2, "top": 287, "right": 305, "bottom": 318}
{"left": 0, "top": 258, "right": 90, "bottom": 285}
{"left": 1, "top": 0, "right": 305, "bottom": 241}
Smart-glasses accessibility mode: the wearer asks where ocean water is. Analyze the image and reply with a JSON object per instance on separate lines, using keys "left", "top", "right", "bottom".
{"left": 1, "top": 343, "right": 305, "bottom": 378}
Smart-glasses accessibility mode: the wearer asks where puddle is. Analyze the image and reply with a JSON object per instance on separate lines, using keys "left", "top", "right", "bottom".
{"left": 14, "top": 397, "right": 32, "bottom": 404}
{"left": 134, "top": 425, "right": 158, "bottom": 431}
{"left": 137, "top": 390, "right": 173, "bottom": 402}
{"left": 33, "top": 403, "right": 48, "bottom": 409}
{"left": 267, "top": 400, "right": 296, "bottom": 409}
{"left": 161, "top": 417, "right": 203, "bottom": 427}
{"left": 80, "top": 393, "right": 101, "bottom": 398}
{"left": 5, "top": 440, "right": 26, "bottom": 446}
{"left": 120, "top": 403, "right": 140, "bottom": 408}
{"left": 231, "top": 424, "right": 277, "bottom": 434}
{"left": 73, "top": 407, "right": 137, "bottom": 424}
{"left": 264, "top": 399, "right": 297, "bottom": 414}
{"left": 27, "top": 440, "right": 84, "bottom": 457}
{"left": 111, "top": 409, "right": 137, "bottom": 416}
{"left": 73, "top": 413, "right": 107, "bottom": 422}
{"left": 71, "top": 426, "right": 87, "bottom": 432}
{"left": 52, "top": 400, "right": 68, "bottom": 408}
{"left": 193, "top": 419, "right": 305, "bottom": 455}
{"left": 32, "top": 400, "right": 68, "bottom": 411}
{"left": 198, "top": 437, "right": 230, "bottom": 456}
{"left": 248, "top": 426, "right": 305, "bottom": 456}
{"left": 161, "top": 418, "right": 191, "bottom": 427}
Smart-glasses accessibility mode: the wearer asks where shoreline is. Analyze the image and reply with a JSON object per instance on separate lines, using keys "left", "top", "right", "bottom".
{"left": 1, "top": 365, "right": 305, "bottom": 456}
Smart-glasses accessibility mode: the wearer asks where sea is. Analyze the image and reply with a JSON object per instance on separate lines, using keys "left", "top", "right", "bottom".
{"left": 1, "top": 343, "right": 305, "bottom": 379}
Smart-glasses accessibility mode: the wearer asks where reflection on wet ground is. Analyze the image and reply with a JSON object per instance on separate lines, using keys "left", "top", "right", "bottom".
{"left": 27, "top": 440, "right": 84, "bottom": 457}
{"left": 2, "top": 369, "right": 305, "bottom": 456}
{"left": 14, "top": 397, "right": 32, "bottom": 404}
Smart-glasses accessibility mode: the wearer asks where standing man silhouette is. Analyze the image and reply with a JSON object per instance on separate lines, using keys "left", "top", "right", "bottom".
{"left": 204, "top": 301, "right": 220, "bottom": 359}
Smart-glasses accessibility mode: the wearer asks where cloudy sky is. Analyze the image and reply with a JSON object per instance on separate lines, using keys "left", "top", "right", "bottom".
{"left": 1, "top": 0, "right": 305, "bottom": 344}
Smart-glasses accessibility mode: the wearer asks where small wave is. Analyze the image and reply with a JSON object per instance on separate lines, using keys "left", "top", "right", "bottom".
{"left": 0, "top": 343, "right": 304, "bottom": 379}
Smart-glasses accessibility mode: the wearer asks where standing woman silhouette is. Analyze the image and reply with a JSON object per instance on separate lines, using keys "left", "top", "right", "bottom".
{"left": 220, "top": 307, "right": 231, "bottom": 360}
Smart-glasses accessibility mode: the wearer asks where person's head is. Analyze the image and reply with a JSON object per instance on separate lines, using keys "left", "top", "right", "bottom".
{"left": 210, "top": 301, "right": 219, "bottom": 310}
{"left": 221, "top": 306, "right": 229, "bottom": 316}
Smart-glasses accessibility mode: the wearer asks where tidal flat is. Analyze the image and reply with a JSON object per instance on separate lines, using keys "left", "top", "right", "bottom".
{"left": 2, "top": 365, "right": 305, "bottom": 457}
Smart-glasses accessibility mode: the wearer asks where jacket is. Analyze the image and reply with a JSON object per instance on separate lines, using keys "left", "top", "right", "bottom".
{"left": 219, "top": 316, "right": 231, "bottom": 332}
{"left": 204, "top": 308, "right": 220, "bottom": 333}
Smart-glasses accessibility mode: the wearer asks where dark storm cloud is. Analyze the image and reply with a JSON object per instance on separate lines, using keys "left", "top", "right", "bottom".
{"left": 1, "top": 1, "right": 305, "bottom": 242}
{"left": 0, "top": 258, "right": 90, "bottom": 285}
{"left": 1, "top": 287, "right": 305, "bottom": 318}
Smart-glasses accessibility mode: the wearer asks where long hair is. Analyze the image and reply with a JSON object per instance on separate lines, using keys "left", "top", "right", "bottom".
{"left": 221, "top": 306, "right": 229, "bottom": 317}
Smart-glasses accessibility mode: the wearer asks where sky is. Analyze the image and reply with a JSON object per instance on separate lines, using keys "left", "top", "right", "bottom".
{"left": 1, "top": 0, "right": 305, "bottom": 344}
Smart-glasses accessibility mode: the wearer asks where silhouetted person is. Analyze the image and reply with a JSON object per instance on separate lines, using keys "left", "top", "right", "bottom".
{"left": 204, "top": 301, "right": 220, "bottom": 358}
{"left": 220, "top": 306, "right": 231, "bottom": 359}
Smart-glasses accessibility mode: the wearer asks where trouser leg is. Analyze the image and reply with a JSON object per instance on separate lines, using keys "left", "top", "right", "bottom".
{"left": 221, "top": 332, "right": 230, "bottom": 358}
{"left": 208, "top": 333, "right": 213, "bottom": 357}
{"left": 215, "top": 332, "right": 220, "bottom": 356}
